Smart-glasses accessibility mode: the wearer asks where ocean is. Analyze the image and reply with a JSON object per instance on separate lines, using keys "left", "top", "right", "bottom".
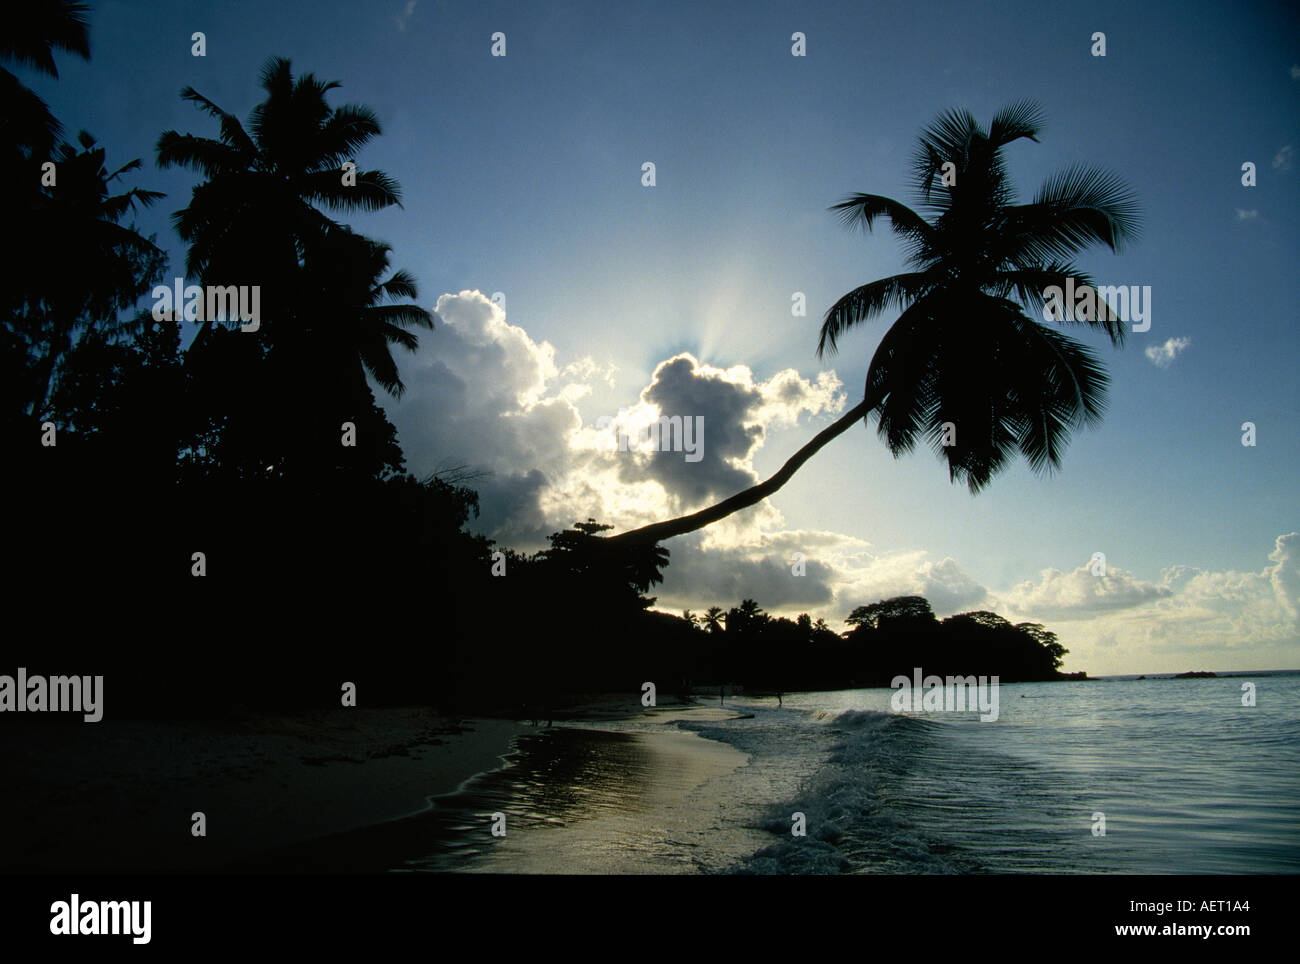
{"left": 685, "top": 671, "right": 1300, "bottom": 874}
{"left": 287, "top": 671, "right": 1300, "bottom": 874}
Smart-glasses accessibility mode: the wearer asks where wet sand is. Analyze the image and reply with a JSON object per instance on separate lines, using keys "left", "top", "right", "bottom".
{"left": 235, "top": 704, "right": 755, "bottom": 873}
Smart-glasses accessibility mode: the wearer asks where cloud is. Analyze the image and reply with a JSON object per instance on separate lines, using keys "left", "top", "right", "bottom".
{"left": 657, "top": 532, "right": 838, "bottom": 612}
{"left": 999, "top": 560, "right": 1171, "bottom": 620}
{"left": 1144, "top": 336, "right": 1191, "bottom": 368}
{"left": 993, "top": 535, "right": 1300, "bottom": 673}
{"left": 1291, "top": 65, "right": 1300, "bottom": 80}
{"left": 1267, "top": 532, "right": 1300, "bottom": 620}
{"left": 394, "top": 0, "right": 416, "bottom": 31}
{"left": 389, "top": 291, "right": 843, "bottom": 548}
{"left": 1235, "top": 209, "right": 1259, "bottom": 221}
{"left": 1273, "top": 144, "right": 1294, "bottom": 171}
{"left": 470, "top": 469, "right": 553, "bottom": 547}
{"left": 388, "top": 292, "right": 587, "bottom": 542}
{"left": 653, "top": 529, "right": 988, "bottom": 622}
{"left": 609, "top": 354, "right": 844, "bottom": 510}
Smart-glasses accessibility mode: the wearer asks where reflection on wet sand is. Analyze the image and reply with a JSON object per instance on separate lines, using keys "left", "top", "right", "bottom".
{"left": 233, "top": 724, "right": 747, "bottom": 874}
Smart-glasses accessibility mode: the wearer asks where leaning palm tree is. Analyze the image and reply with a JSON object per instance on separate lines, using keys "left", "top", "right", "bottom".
{"left": 610, "top": 102, "right": 1138, "bottom": 547}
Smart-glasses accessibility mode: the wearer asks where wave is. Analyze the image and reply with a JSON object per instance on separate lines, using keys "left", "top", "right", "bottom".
{"left": 684, "top": 706, "right": 983, "bottom": 874}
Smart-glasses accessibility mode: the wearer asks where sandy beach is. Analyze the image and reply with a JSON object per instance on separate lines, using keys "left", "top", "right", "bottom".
{"left": 232, "top": 700, "right": 758, "bottom": 873}
{"left": 1, "top": 706, "right": 527, "bottom": 871}
{"left": 1, "top": 695, "right": 752, "bottom": 873}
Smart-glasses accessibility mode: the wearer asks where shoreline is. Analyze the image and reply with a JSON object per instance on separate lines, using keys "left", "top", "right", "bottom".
{"left": 0, "top": 693, "right": 740, "bottom": 873}
{"left": 0, "top": 706, "right": 528, "bottom": 872}
{"left": 233, "top": 699, "right": 756, "bottom": 873}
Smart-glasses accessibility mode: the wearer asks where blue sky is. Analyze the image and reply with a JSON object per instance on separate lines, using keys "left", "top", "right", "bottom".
{"left": 33, "top": 0, "right": 1299, "bottom": 673}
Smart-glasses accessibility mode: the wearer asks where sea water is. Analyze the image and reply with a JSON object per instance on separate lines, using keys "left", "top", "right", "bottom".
{"left": 682, "top": 671, "right": 1300, "bottom": 874}
{"left": 405, "top": 671, "right": 1299, "bottom": 874}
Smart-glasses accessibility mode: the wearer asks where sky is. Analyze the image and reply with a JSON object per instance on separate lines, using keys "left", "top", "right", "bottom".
{"left": 33, "top": 0, "right": 1299, "bottom": 674}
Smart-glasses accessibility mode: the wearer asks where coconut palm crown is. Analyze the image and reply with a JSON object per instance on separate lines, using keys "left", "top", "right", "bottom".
{"left": 820, "top": 99, "right": 1139, "bottom": 492}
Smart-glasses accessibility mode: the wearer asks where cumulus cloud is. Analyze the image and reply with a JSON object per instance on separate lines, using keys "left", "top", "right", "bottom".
{"left": 389, "top": 291, "right": 844, "bottom": 547}
{"left": 609, "top": 354, "right": 844, "bottom": 510}
{"left": 828, "top": 550, "right": 988, "bottom": 617}
{"left": 1267, "top": 532, "right": 1300, "bottom": 620}
{"left": 993, "top": 535, "right": 1300, "bottom": 673}
{"left": 1145, "top": 336, "right": 1191, "bottom": 368}
{"left": 653, "top": 529, "right": 988, "bottom": 623}
{"left": 1000, "top": 560, "right": 1170, "bottom": 620}
{"left": 1274, "top": 144, "right": 1294, "bottom": 171}
{"left": 656, "top": 532, "right": 838, "bottom": 612}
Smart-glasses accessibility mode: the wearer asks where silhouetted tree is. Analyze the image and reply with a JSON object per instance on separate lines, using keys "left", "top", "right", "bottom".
{"left": 609, "top": 102, "right": 1138, "bottom": 547}
{"left": 157, "top": 57, "right": 423, "bottom": 483}
{"left": 847, "top": 595, "right": 937, "bottom": 632}
{"left": 1015, "top": 622, "right": 1069, "bottom": 672}
{"left": 8, "top": 133, "right": 164, "bottom": 423}
{"left": 702, "top": 606, "right": 725, "bottom": 634}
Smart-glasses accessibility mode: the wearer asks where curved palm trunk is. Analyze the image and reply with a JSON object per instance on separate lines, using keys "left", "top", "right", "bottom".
{"left": 608, "top": 396, "right": 874, "bottom": 547}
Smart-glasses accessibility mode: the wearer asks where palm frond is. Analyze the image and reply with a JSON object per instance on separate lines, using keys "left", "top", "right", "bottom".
{"left": 303, "top": 168, "right": 402, "bottom": 211}
{"left": 378, "top": 322, "right": 420, "bottom": 351}
{"left": 819, "top": 271, "right": 935, "bottom": 358}
{"left": 376, "top": 269, "right": 419, "bottom": 301}
{"left": 830, "top": 193, "right": 931, "bottom": 241}
{"left": 314, "top": 104, "right": 383, "bottom": 165}
{"left": 366, "top": 304, "right": 434, "bottom": 333}
{"left": 987, "top": 99, "right": 1044, "bottom": 147}
{"left": 991, "top": 263, "right": 1127, "bottom": 344}
{"left": 0, "top": 0, "right": 90, "bottom": 77}
{"left": 156, "top": 132, "right": 248, "bottom": 178}
{"left": 1007, "top": 165, "right": 1141, "bottom": 262}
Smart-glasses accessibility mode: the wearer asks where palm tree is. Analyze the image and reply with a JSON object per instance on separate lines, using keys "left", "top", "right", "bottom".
{"left": 0, "top": 2, "right": 159, "bottom": 424}
{"left": 156, "top": 56, "right": 402, "bottom": 351}
{"left": 702, "top": 606, "right": 725, "bottom": 634}
{"left": 1, "top": 1, "right": 90, "bottom": 78}
{"left": 610, "top": 102, "right": 1137, "bottom": 547}
{"left": 12, "top": 131, "right": 164, "bottom": 420}
{"left": 182, "top": 224, "right": 432, "bottom": 482}
{"left": 301, "top": 225, "right": 434, "bottom": 399}
{"left": 270, "top": 225, "right": 434, "bottom": 479}
{"left": 729, "top": 598, "right": 768, "bottom": 634}
{"left": 158, "top": 58, "right": 429, "bottom": 480}
{"left": 0, "top": 0, "right": 90, "bottom": 153}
